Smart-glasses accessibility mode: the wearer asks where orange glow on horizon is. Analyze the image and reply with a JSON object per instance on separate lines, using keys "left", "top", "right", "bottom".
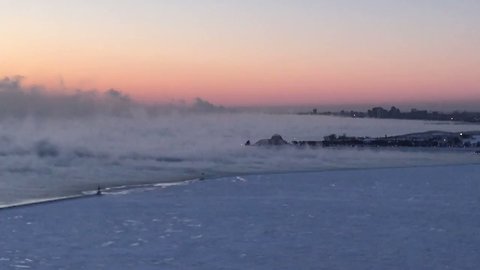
{"left": 1, "top": 1, "right": 479, "bottom": 106}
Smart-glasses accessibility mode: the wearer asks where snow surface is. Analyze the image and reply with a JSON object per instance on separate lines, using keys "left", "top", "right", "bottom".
{"left": 2, "top": 165, "right": 480, "bottom": 269}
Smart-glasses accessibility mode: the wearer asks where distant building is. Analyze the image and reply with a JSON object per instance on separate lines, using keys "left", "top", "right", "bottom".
{"left": 368, "top": 107, "right": 389, "bottom": 118}
{"left": 409, "top": 109, "right": 428, "bottom": 119}
{"left": 389, "top": 106, "right": 401, "bottom": 117}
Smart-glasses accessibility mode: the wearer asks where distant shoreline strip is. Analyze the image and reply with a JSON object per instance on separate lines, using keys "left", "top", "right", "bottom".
{"left": 0, "top": 179, "right": 196, "bottom": 210}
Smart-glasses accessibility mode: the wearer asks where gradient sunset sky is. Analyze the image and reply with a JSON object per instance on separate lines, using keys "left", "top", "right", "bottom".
{"left": 1, "top": 0, "right": 479, "bottom": 106}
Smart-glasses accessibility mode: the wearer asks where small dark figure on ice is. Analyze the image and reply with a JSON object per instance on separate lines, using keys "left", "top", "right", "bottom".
{"left": 96, "top": 186, "right": 102, "bottom": 196}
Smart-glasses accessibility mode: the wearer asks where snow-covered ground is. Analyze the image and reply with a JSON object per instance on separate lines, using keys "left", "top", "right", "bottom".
{"left": 2, "top": 164, "right": 480, "bottom": 270}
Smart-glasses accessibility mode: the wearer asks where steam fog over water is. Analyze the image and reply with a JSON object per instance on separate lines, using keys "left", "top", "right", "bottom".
{"left": 1, "top": 77, "right": 479, "bottom": 207}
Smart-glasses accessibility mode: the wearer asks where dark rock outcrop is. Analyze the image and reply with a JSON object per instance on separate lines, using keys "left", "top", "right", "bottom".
{"left": 253, "top": 134, "right": 289, "bottom": 146}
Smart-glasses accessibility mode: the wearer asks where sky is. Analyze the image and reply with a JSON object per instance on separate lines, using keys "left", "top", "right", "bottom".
{"left": 0, "top": 0, "right": 479, "bottom": 107}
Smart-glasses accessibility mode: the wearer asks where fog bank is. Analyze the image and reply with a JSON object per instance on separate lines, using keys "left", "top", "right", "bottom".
{"left": 1, "top": 76, "right": 479, "bottom": 207}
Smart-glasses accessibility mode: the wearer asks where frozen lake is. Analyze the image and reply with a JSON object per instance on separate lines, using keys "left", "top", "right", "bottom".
{"left": 2, "top": 165, "right": 480, "bottom": 269}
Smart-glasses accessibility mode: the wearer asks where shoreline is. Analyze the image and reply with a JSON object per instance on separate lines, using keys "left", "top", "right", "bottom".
{"left": 1, "top": 162, "right": 479, "bottom": 210}
{"left": 0, "top": 178, "right": 199, "bottom": 210}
